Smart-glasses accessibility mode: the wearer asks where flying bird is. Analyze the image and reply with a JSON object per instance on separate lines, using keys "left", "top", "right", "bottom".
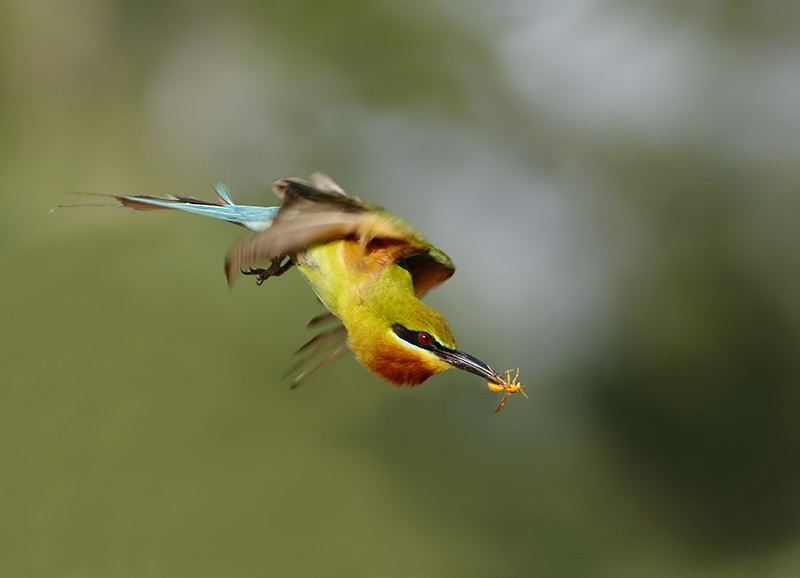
{"left": 70, "top": 174, "right": 526, "bottom": 411}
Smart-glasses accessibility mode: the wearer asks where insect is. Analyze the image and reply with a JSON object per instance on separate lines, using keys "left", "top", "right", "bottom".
{"left": 487, "top": 368, "right": 528, "bottom": 413}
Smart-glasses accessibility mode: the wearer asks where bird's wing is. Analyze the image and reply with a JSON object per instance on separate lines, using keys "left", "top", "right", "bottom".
{"left": 225, "top": 175, "right": 447, "bottom": 284}
{"left": 285, "top": 321, "right": 350, "bottom": 388}
{"left": 398, "top": 245, "right": 455, "bottom": 298}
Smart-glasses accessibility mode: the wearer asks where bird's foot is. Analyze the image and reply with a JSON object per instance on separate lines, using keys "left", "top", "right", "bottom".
{"left": 241, "top": 257, "right": 294, "bottom": 286}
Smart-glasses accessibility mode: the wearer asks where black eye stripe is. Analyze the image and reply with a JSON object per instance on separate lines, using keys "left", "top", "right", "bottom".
{"left": 392, "top": 324, "right": 447, "bottom": 353}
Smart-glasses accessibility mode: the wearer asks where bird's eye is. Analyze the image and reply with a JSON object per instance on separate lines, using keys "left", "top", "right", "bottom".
{"left": 418, "top": 332, "right": 433, "bottom": 345}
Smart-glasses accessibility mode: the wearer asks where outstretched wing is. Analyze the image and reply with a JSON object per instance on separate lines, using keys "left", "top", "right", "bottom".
{"left": 225, "top": 174, "right": 455, "bottom": 292}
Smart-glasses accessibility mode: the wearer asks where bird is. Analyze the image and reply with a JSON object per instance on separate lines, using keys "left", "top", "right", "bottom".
{"left": 69, "top": 173, "right": 526, "bottom": 410}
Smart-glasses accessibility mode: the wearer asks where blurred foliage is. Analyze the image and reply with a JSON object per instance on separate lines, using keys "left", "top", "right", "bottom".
{"left": 2, "top": 0, "right": 800, "bottom": 577}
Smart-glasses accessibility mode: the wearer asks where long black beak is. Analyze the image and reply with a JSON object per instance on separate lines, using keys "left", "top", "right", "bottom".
{"left": 435, "top": 349, "right": 503, "bottom": 383}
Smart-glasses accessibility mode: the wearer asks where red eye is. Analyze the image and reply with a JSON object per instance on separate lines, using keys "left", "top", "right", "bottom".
{"left": 418, "top": 332, "right": 432, "bottom": 345}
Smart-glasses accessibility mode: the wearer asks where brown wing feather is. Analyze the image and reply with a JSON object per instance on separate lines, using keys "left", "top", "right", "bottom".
{"left": 409, "top": 262, "right": 456, "bottom": 297}
{"left": 225, "top": 175, "right": 454, "bottom": 290}
{"left": 225, "top": 216, "right": 361, "bottom": 284}
{"left": 225, "top": 193, "right": 411, "bottom": 283}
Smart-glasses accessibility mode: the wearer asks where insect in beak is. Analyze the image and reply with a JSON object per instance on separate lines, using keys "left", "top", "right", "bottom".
{"left": 487, "top": 367, "right": 528, "bottom": 413}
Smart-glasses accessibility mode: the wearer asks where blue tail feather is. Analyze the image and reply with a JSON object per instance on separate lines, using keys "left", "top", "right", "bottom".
{"left": 115, "top": 185, "right": 279, "bottom": 232}
{"left": 213, "top": 183, "right": 234, "bottom": 205}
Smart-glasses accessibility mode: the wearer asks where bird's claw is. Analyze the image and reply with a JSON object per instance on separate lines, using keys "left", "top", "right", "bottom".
{"left": 241, "top": 267, "right": 271, "bottom": 285}
{"left": 241, "top": 257, "right": 294, "bottom": 285}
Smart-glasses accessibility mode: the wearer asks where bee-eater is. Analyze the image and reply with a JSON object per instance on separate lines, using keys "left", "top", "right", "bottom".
{"left": 77, "top": 174, "right": 525, "bottom": 409}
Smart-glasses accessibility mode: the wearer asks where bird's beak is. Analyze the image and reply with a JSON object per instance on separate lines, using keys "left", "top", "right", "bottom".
{"left": 436, "top": 348, "right": 503, "bottom": 383}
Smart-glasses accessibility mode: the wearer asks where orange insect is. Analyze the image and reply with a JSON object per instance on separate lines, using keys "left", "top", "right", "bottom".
{"left": 487, "top": 367, "right": 528, "bottom": 413}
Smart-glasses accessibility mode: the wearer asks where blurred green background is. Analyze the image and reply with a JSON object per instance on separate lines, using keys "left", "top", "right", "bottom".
{"left": 3, "top": 1, "right": 800, "bottom": 576}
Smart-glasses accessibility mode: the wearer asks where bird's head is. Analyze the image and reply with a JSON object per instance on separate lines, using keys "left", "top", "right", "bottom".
{"left": 388, "top": 321, "right": 501, "bottom": 386}
{"left": 349, "top": 298, "right": 501, "bottom": 387}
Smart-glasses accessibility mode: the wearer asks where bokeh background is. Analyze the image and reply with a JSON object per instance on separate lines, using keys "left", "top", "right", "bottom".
{"left": 3, "top": 1, "right": 800, "bottom": 576}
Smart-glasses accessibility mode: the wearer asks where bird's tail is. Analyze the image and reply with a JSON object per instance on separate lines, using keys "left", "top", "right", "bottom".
{"left": 57, "top": 184, "right": 279, "bottom": 232}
